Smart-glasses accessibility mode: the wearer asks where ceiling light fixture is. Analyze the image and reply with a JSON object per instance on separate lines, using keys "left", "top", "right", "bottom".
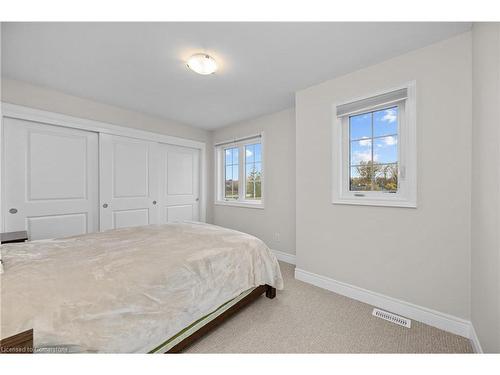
{"left": 186, "top": 53, "right": 218, "bottom": 75}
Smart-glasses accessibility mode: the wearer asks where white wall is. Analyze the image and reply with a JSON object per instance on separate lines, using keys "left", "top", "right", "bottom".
{"left": 211, "top": 109, "right": 296, "bottom": 255}
{"left": 295, "top": 33, "right": 472, "bottom": 319}
{"left": 1, "top": 78, "right": 210, "bottom": 142}
{"left": 471, "top": 23, "right": 500, "bottom": 353}
{"left": 1, "top": 78, "right": 214, "bottom": 223}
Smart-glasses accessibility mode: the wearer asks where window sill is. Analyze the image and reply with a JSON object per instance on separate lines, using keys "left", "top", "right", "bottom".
{"left": 332, "top": 197, "right": 417, "bottom": 208}
{"left": 214, "top": 200, "right": 265, "bottom": 209}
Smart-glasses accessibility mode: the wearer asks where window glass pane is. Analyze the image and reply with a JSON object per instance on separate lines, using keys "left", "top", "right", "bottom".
{"left": 245, "top": 161, "right": 262, "bottom": 200}
{"left": 244, "top": 141, "right": 262, "bottom": 201}
{"left": 350, "top": 139, "right": 372, "bottom": 165}
{"left": 374, "top": 163, "right": 398, "bottom": 191}
{"left": 225, "top": 149, "right": 232, "bottom": 166}
{"left": 223, "top": 146, "right": 239, "bottom": 200}
{"left": 232, "top": 165, "right": 239, "bottom": 181}
{"left": 246, "top": 168, "right": 261, "bottom": 200}
{"left": 245, "top": 144, "right": 255, "bottom": 163}
{"left": 246, "top": 172, "right": 255, "bottom": 199}
{"left": 348, "top": 106, "right": 399, "bottom": 193}
{"left": 373, "top": 107, "right": 398, "bottom": 137}
{"left": 245, "top": 163, "right": 254, "bottom": 179}
{"left": 349, "top": 113, "right": 371, "bottom": 140}
{"left": 253, "top": 179, "right": 262, "bottom": 199}
{"left": 374, "top": 136, "right": 398, "bottom": 164}
{"left": 231, "top": 170, "right": 239, "bottom": 199}
{"left": 350, "top": 165, "right": 373, "bottom": 191}
{"left": 225, "top": 165, "right": 233, "bottom": 199}
{"left": 232, "top": 147, "right": 239, "bottom": 164}
{"left": 254, "top": 143, "right": 262, "bottom": 162}
{"left": 225, "top": 180, "right": 232, "bottom": 198}
{"left": 245, "top": 163, "right": 254, "bottom": 199}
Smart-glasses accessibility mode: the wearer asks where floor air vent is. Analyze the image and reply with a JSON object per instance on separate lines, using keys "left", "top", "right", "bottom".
{"left": 372, "top": 308, "right": 411, "bottom": 328}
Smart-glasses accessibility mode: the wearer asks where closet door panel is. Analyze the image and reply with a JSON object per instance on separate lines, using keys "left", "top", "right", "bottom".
{"left": 27, "top": 213, "right": 88, "bottom": 240}
{"left": 159, "top": 144, "right": 200, "bottom": 222}
{"left": 3, "top": 118, "right": 99, "bottom": 240}
{"left": 112, "top": 141, "right": 149, "bottom": 198}
{"left": 113, "top": 208, "right": 149, "bottom": 229}
{"left": 99, "top": 134, "right": 159, "bottom": 230}
{"left": 166, "top": 205, "right": 194, "bottom": 222}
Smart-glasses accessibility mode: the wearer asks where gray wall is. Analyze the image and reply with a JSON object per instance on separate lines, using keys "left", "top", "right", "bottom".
{"left": 471, "top": 23, "right": 500, "bottom": 353}
{"left": 295, "top": 33, "right": 472, "bottom": 319}
{"left": 211, "top": 109, "right": 296, "bottom": 255}
{"left": 1, "top": 78, "right": 214, "bottom": 222}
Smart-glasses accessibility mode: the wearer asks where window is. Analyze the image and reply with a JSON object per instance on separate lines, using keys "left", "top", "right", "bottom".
{"left": 224, "top": 147, "right": 239, "bottom": 199}
{"left": 333, "top": 83, "right": 416, "bottom": 207}
{"left": 215, "top": 135, "right": 264, "bottom": 208}
{"left": 349, "top": 107, "right": 399, "bottom": 192}
{"left": 245, "top": 143, "right": 262, "bottom": 200}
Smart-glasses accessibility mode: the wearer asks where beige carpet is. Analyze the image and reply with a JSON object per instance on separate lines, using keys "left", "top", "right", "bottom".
{"left": 185, "top": 262, "right": 473, "bottom": 353}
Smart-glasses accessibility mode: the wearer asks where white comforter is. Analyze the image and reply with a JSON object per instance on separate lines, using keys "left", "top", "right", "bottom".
{"left": 0, "top": 222, "right": 283, "bottom": 353}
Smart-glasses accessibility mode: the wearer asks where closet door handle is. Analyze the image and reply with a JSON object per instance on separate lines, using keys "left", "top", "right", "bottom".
{"left": 152, "top": 200, "right": 157, "bottom": 205}
{"left": 102, "top": 203, "right": 108, "bottom": 208}
{"left": 9, "top": 208, "right": 18, "bottom": 214}
{"left": 195, "top": 198, "right": 199, "bottom": 202}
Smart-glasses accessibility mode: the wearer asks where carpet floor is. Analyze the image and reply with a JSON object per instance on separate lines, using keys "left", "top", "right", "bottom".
{"left": 185, "top": 262, "right": 473, "bottom": 353}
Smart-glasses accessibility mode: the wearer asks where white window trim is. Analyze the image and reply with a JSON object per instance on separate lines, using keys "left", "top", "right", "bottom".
{"left": 332, "top": 82, "right": 417, "bottom": 208}
{"left": 214, "top": 133, "right": 265, "bottom": 209}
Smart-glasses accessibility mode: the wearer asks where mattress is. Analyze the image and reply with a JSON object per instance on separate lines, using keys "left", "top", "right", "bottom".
{"left": 0, "top": 222, "right": 283, "bottom": 353}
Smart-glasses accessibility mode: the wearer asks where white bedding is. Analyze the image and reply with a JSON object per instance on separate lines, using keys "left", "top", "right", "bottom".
{"left": 0, "top": 222, "right": 283, "bottom": 353}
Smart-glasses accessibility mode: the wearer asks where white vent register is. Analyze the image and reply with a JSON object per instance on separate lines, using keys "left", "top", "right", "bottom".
{"left": 372, "top": 308, "right": 412, "bottom": 328}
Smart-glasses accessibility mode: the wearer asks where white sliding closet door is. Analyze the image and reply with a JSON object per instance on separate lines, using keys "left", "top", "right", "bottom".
{"left": 159, "top": 144, "right": 200, "bottom": 222}
{"left": 99, "top": 134, "right": 159, "bottom": 230}
{"left": 3, "top": 118, "right": 99, "bottom": 240}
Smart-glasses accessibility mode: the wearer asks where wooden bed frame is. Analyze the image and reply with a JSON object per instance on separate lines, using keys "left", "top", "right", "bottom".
{"left": 0, "top": 284, "right": 276, "bottom": 354}
{"left": 0, "top": 329, "right": 33, "bottom": 354}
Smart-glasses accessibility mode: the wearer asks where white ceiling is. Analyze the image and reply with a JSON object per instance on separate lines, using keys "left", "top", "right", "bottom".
{"left": 1, "top": 22, "right": 471, "bottom": 129}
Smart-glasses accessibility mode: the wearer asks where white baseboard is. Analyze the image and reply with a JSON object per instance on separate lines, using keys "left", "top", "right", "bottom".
{"left": 469, "top": 325, "right": 484, "bottom": 353}
{"left": 295, "top": 267, "right": 473, "bottom": 341}
{"left": 271, "top": 249, "right": 296, "bottom": 265}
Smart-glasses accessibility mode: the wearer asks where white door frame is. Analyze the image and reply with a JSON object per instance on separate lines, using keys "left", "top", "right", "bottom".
{"left": 0, "top": 102, "right": 207, "bottom": 232}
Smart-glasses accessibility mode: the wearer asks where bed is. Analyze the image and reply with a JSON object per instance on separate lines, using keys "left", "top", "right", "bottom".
{"left": 0, "top": 222, "right": 283, "bottom": 353}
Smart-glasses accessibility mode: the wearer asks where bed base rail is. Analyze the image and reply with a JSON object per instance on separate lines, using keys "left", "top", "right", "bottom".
{"left": 166, "top": 284, "right": 276, "bottom": 353}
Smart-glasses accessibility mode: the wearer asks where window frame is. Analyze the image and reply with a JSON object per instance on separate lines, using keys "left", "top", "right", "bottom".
{"left": 332, "top": 82, "right": 417, "bottom": 208}
{"left": 214, "top": 134, "right": 265, "bottom": 209}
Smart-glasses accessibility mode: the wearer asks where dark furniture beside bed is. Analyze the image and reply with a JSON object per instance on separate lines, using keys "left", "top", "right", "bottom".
{"left": 0, "top": 330, "right": 33, "bottom": 354}
{"left": 1, "top": 231, "right": 28, "bottom": 244}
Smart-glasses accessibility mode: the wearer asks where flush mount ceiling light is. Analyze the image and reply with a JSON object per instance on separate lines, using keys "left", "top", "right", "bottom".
{"left": 186, "top": 53, "right": 218, "bottom": 75}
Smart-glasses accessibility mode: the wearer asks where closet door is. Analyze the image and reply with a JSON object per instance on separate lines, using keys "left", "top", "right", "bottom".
{"left": 99, "top": 134, "right": 159, "bottom": 230}
{"left": 159, "top": 144, "right": 200, "bottom": 222}
{"left": 3, "top": 118, "right": 99, "bottom": 240}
